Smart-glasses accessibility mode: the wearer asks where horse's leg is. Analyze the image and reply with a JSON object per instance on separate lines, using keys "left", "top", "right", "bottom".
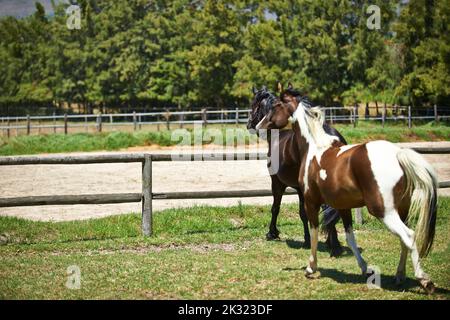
{"left": 267, "top": 176, "right": 286, "bottom": 240}
{"left": 341, "top": 209, "right": 368, "bottom": 275}
{"left": 395, "top": 241, "right": 408, "bottom": 285}
{"left": 297, "top": 191, "right": 311, "bottom": 248}
{"left": 322, "top": 205, "right": 343, "bottom": 257}
{"left": 304, "top": 201, "right": 320, "bottom": 276}
{"left": 382, "top": 212, "right": 435, "bottom": 293}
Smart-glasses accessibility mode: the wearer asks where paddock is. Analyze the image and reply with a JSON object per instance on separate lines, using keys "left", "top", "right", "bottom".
{"left": 0, "top": 142, "right": 449, "bottom": 225}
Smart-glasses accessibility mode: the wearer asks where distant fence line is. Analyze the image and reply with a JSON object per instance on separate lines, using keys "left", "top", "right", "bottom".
{"left": 1, "top": 105, "right": 449, "bottom": 137}
{"left": 0, "top": 148, "right": 449, "bottom": 236}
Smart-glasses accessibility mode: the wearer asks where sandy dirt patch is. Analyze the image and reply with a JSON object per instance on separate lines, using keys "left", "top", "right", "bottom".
{"left": 0, "top": 141, "right": 448, "bottom": 222}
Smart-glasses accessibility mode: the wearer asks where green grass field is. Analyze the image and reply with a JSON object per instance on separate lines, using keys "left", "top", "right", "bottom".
{"left": 0, "top": 122, "right": 449, "bottom": 156}
{"left": 1, "top": 199, "right": 449, "bottom": 300}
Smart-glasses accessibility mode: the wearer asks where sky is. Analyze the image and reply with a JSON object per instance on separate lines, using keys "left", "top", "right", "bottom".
{"left": 0, "top": 0, "right": 67, "bottom": 18}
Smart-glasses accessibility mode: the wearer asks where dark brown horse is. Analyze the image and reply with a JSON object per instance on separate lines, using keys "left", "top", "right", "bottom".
{"left": 257, "top": 91, "right": 438, "bottom": 293}
{"left": 247, "top": 85, "right": 346, "bottom": 256}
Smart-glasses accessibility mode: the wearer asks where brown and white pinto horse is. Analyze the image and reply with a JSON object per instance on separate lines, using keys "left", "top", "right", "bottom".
{"left": 257, "top": 95, "right": 438, "bottom": 293}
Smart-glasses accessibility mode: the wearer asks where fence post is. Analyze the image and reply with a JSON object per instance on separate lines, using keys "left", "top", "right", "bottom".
{"left": 7, "top": 117, "right": 10, "bottom": 138}
{"left": 179, "top": 113, "right": 184, "bottom": 129}
{"left": 353, "top": 104, "right": 358, "bottom": 128}
{"left": 355, "top": 208, "right": 364, "bottom": 225}
{"left": 434, "top": 104, "right": 438, "bottom": 123}
{"left": 165, "top": 110, "right": 170, "bottom": 131}
{"left": 408, "top": 106, "right": 412, "bottom": 129}
{"left": 53, "top": 112, "right": 56, "bottom": 134}
{"left": 64, "top": 114, "right": 68, "bottom": 135}
{"left": 97, "top": 113, "right": 102, "bottom": 132}
{"left": 382, "top": 103, "right": 386, "bottom": 128}
{"left": 26, "top": 115, "right": 31, "bottom": 135}
{"left": 202, "top": 108, "right": 208, "bottom": 128}
{"left": 157, "top": 115, "right": 160, "bottom": 131}
{"left": 133, "top": 111, "right": 137, "bottom": 131}
{"left": 235, "top": 108, "right": 239, "bottom": 126}
{"left": 142, "top": 154, "right": 152, "bottom": 236}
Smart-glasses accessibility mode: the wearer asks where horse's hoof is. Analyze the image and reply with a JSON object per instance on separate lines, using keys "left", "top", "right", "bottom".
{"left": 266, "top": 232, "right": 280, "bottom": 241}
{"left": 305, "top": 267, "right": 320, "bottom": 279}
{"left": 420, "top": 279, "right": 435, "bottom": 294}
{"left": 329, "top": 246, "right": 343, "bottom": 258}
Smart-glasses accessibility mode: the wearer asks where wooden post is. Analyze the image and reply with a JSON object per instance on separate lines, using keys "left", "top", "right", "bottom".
{"left": 26, "top": 115, "right": 31, "bottom": 135}
{"left": 355, "top": 208, "right": 364, "bottom": 225}
{"left": 64, "top": 114, "right": 68, "bottom": 135}
{"left": 139, "top": 115, "right": 142, "bottom": 130}
{"left": 53, "top": 112, "right": 56, "bottom": 134}
{"left": 142, "top": 154, "right": 152, "bottom": 236}
{"left": 235, "top": 107, "right": 239, "bottom": 126}
{"left": 179, "top": 113, "right": 184, "bottom": 129}
{"left": 7, "top": 117, "right": 10, "bottom": 138}
{"left": 97, "top": 113, "right": 102, "bottom": 132}
{"left": 165, "top": 110, "right": 170, "bottom": 131}
{"left": 353, "top": 104, "right": 358, "bottom": 128}
{"left": 133, "top": 111, "right": 137, "bottom": 131}
{"left": 434, "top": 104, "right": 438, "bottom": 123}
{"left": 408, "top": 106, "right": 412, "bottom": 129}
{"left": 221, "top": 109, "right": 224, "bottom": 123}
{"left": 157, "top": 115, "right": 160, "bottom": 131}
{"left": 382, "top": 103, "right": 386, "bottom": 128}
{"left": 15, "top": 117, "right": 18, "bottom": 136}
{"left": 202, "top": 108, "right": 208, "bottom": 128}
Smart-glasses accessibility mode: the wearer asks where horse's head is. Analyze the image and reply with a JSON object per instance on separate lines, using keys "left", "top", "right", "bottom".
{"left": 247, "top": 86, "right": 278, "bottom": 131}
{"left": 255, "top": 99, "right": 296, "bottom": 131}
{"left": 278, "top": 82, "right": 313, "bottom": 110}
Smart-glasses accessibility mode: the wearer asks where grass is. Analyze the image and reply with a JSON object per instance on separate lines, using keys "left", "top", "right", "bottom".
{"left": 0, "top": 198, "right": 449, "bottom": 299}
{"left": 0, "top": 122, "right": 449, "bottom": 156}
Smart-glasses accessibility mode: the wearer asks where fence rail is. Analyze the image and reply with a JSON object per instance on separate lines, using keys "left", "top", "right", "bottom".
{"left": 0, "top": 149, "right": 449, "bottom": 236}
{"left": 1, "top": 105, "right": 450, "bottom": 137}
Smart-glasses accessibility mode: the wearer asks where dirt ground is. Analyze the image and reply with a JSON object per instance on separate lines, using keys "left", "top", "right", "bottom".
{"left": 0, "top": 141, "right": 449, "bottom": 222}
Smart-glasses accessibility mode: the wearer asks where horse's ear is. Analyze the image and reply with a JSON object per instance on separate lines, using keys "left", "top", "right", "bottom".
{"left": 277, "top": 82, "right": 283, "bottom": 93}
{"left": 252, "top": 86, "right": 257, "bottom": 95}
{"left": 287, "top": 82, "right": 294, "bottom": 90}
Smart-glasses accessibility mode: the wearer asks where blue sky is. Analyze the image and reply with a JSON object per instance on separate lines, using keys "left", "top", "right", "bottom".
{"left": 0, "top": 0, "right": 67, "bottom": 18}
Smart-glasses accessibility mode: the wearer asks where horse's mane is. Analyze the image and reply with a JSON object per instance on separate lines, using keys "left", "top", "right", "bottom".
{"left": 294, "top": 103, "right": 338, "bottom": 149}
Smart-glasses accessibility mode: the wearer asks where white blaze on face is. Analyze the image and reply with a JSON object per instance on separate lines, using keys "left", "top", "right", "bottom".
{"left": 255, "top": 115, "right": 268, "bottom": 130}
{"left": 319, "top": 169, "right": 327, "bottom": 180}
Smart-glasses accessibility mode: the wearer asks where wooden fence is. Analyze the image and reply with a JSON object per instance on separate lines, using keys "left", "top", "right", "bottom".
{"left": 1, "top": 105, "right": 450, "bottom": 137}
{"left": 0, "top": 148, "right": 449, "bottom": 236}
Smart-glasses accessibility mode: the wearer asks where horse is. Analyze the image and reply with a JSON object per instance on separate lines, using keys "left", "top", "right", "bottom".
{"left": 247, "top": 85, "right": 346, "bottom": 257}
{"left": 256, "top": 93, "right": 438, "bottom": 293}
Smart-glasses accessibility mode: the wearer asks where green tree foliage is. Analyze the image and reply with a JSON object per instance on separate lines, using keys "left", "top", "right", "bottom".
{"left": 0, "top": 0, "right": 448, "bottom": 114}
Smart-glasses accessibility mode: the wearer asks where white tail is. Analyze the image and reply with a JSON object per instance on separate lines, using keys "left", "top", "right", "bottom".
{"left": 397, "top": 148, "right": 438, "bottom": 257}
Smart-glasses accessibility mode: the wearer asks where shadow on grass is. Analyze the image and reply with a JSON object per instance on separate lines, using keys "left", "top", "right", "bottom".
{"left": 284, "top": 238, "right": 360, "bottom": 257}
{"left": 317, "top": 267, "right": 449, "bottom": 296}
{"left": 282, "top": 267, "right": 450, "bottom": 296}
